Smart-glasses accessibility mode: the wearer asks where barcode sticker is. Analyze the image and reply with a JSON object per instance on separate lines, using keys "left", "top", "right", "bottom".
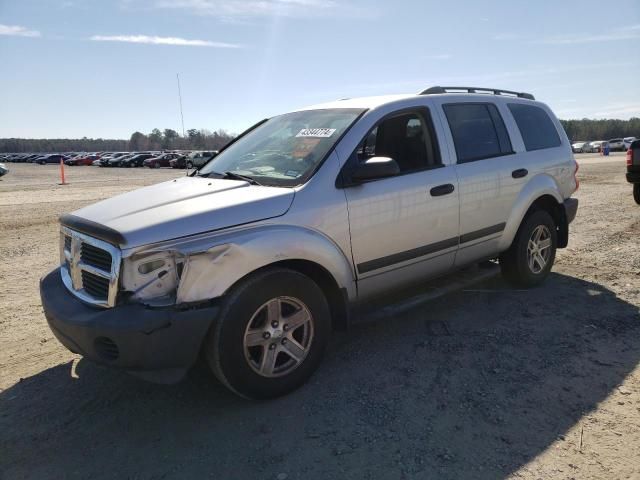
{"left": 295, "top": 128, "right": 336, "bottom": 138}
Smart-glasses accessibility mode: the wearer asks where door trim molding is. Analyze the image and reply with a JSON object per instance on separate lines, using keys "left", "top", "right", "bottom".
{"left": 356, "top": 222, "right": 505, "bottom": 274}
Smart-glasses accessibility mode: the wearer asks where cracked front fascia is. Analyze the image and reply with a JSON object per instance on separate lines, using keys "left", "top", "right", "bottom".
{"left": 176, "top": 244, "right": 245, "bottom": 304}
{"left": 122, "top": 223, "right": 357, "bottom": 306}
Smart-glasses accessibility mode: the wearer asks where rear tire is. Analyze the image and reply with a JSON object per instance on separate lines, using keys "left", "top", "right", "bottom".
{"left": 634, "top": 184, "right": 640, "bottom": 205}
{"left": 499, "top": 210, "right": 557, "bottom": 288}
{"left": 205, "top": 268, "right": 330, "bottom": 400}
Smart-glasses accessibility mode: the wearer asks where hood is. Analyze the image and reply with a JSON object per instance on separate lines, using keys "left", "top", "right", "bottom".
{"left": 63, "top": 176, "right": 295, "bottom": 248}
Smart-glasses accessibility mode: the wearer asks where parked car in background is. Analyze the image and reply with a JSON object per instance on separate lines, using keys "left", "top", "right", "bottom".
{"left": 105, "top": 153, "right": 136, "bottom": 167}
{"left": 36, "top": 154, "right": 68, "bottom": 165}
{"left": 0, "top": 163, "right": 8, "bottom": 177}
{"left": 66, "top": 154, "right": 101, "bottom": 166}
{"left": 169, "top": 155, "right": 188, "bottom": 168}
{"left": 624, "top": 137, "right": 637, "bottom": 151}
{"left": 186, "top": 150, "right": 217, "bottom": 169}
{"left": 571, "top": 141, "right": 589, "bottom": 153}
{"left": 583, "top": 141, "right": 604, "bottom": 153}
{"left": 121, "top": 153, "right": 157, "bottom": 167}
{"left": 627, "top": 139, "right": 640, "bottom": 204}
{"left": 608, "top": 138, "right": 625, "bottom": 151}
{"left": 143, "top": 152, "right": 181, "bottom": 168}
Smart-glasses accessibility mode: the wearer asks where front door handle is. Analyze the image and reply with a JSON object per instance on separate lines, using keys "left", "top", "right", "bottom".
{"left": 430, "top": 183, "right": 455, "bottom": 197}
{"left": 512, "top": 168, "right": 528, "bottom": 179}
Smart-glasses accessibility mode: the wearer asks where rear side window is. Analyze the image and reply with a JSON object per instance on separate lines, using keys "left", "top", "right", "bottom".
{"left": 443, "top": 103, "right": 513, "bottom": 163}
{"left": 508, "top": 103, "right": 561, "bottom": 151}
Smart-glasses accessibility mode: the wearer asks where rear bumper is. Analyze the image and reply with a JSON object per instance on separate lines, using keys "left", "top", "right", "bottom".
{"left": 564, "top": 198, "right": 578, "bottom": 224}
{"left": 40, "top": 268, "right": 219, "bottom": 383}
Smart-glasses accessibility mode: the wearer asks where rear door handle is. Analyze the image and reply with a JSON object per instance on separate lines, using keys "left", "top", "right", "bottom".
{"left": 430, "top": 183, "right": 455, "bottom": 197}
{"left": 512, "top": 168, "right": 528, "bottom": 179}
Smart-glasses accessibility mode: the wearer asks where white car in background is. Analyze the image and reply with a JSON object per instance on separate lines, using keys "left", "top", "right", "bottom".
{"left": 571, "top": 141, "right": 589, "bottom": 153}
{"left": 624, "top": 137, "right": 637, "bottom": 151}
{"left": 585, "top": 141, "right": 607, "bottom": 153}
{"left": 608, "top": 138, "right": 625, "bottom": 151}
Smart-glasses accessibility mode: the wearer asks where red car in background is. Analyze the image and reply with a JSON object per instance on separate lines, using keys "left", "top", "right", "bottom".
{"left": 65, "top": 154, "right": 101, "bottom": 166}
{"left": 145, "top": 152, "right": 182, "bottom": 168}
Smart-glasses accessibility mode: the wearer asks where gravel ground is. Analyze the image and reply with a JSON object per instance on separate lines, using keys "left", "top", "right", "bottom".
{"left": 0, "top": 155, "right": 638, "bottom": 480}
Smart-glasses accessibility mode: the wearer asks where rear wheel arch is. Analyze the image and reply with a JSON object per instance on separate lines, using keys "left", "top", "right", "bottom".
{"left": 525, "top": 194, "right": 568, "bottom": 248}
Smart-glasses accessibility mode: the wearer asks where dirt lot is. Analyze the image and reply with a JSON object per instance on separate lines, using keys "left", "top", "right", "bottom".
{"left": 1, "top": 156, "right": 638, "bottom": 480}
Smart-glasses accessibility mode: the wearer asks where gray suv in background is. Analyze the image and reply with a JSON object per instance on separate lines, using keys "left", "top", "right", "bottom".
{"left": 40, "top": 86, "right": 579, "bottom": 399}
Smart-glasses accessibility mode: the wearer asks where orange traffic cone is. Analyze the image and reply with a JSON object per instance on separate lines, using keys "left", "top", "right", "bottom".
{"left": 59, "top": 158, "right": 67, "bottom": 185}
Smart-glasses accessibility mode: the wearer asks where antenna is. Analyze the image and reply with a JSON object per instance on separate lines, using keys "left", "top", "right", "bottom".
{"left": 176, "top": 73, "right": 186, "bottom": 137}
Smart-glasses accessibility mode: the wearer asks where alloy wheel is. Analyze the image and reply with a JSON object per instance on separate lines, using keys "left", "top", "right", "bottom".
{"left": 527, "top": 225, "right": 552, "bottom": 274}
{"left": 243, "top": 297, "right": 314, "bottom": 378}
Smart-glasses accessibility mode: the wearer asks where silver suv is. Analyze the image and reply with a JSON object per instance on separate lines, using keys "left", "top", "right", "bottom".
{"left": 40, "top": 86, "right": 579, "bottom": 398}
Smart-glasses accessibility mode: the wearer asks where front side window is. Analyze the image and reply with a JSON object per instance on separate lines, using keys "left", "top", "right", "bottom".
{"left": 356, "top": 110, "right": 441, "bottom": 173}
{"left": 508, "top": 103, "right": 561, "bottom": 151}
{"left": 443, "top": 103, "right": 512, "bottom": 163}
{"left": 198, "top": 109, "right": 363, "bottom": 186}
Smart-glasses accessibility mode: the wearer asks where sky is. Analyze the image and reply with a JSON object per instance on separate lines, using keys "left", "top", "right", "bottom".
{"left": 0, "top": 0, "right": 639, "bottom": 139}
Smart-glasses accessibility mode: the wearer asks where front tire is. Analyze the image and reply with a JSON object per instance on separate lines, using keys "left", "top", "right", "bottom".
{"left": 634, "top": 184, "right": 640, "bottom": 205}
{"left": 205, "top": 268, "right": 331, "bottom": 399}
{"left": 499, "top": 210, "right": 557, "bottom": 287}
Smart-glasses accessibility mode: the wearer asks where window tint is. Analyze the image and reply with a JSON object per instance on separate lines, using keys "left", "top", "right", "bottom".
{"left": 508, "top": 103, "right": 561, "bottom": 151}
{"left": 357, "top": 110, "right": 440, "bottom": 173}
{"left": 443, "top": 103, "right": 513, "bottom": 163}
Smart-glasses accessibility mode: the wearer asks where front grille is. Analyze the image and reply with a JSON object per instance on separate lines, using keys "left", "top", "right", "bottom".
{"left": 81, "top": 243, "right": 112, "bottom": 272}
{"left": 81, "top": 270, "right": 110, "bottom": 300}
{"left": 60, "top": 227, "right": 121, "bottom": 308}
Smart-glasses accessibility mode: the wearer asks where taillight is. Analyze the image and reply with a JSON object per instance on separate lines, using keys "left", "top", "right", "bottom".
{"left": 627, "top": 148, "right": 633, "bottom": 166}
{"left": 574, "top": 160, "right": 580, "bottom": 191}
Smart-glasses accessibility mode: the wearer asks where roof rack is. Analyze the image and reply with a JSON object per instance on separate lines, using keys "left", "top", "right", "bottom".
{"left": 420, "top": 86, "right": 535, "bottom": 100}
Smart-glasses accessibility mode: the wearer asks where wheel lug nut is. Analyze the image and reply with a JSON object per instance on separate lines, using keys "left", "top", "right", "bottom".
{"left": 263, "top": 332, "right": 271, "bottom": 339}
{"left": 269, "top": 343, "right": 276, "bottom": 350}
{"left": 281, "top": 338, "right": 287, "bottom": 345}
{"left": 283, "top": 324, "right": 289, "bottom": 332}
{"left": 271, "top": 321, "right": 279, "bottom": 328}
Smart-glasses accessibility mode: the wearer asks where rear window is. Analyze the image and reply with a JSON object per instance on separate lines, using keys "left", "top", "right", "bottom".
{"left": 508, "top": 103, "right": 561, "bottom": 151}
{"left": 443, "top": 103, "right": 513, "bottom": 163}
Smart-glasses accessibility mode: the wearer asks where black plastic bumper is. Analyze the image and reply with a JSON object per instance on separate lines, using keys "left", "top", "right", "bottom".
{"left": 564, "top": 198, "right": 579, "bottom": 224}
{"left": 40, "top": 268, "right": 219, "bottom": 383}
{"left": 627, "top": 168, "right": 640, "bottom": 184}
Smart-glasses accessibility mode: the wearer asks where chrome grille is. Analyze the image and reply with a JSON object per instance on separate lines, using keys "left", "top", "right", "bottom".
{"left": 81, "top": 270, "right": 110, "bottom": 300}
{"left": 60, "top": 227, "right": 121, "bottom": 308}
{"left": 81, "top": 243, "right": 112, "bottom": 271}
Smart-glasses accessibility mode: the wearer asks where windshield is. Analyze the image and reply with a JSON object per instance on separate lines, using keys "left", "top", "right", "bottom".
{"left": 198, "top": 108, "right": 364, "bottom": 186}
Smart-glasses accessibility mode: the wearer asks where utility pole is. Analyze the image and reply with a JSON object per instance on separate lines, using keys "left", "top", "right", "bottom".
{"left": 176, "top": 73, "right": 186, "bottom": 138}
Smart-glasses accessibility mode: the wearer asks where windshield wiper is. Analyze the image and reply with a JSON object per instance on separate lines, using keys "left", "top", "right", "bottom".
{"left": 222, "top": 171, "right": 262, "bottom": 186}
{"left": 198, "top": 170, "right": 263, "bottom": 185}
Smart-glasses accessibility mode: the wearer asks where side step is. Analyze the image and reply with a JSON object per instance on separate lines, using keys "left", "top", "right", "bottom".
{"left": 355, "top": 262, "right": 501, "bottom": 324}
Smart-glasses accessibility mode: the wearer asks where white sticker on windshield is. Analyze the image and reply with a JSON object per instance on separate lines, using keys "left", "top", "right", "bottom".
{"left": 296, "top": 128, "right": 336, "bottom": 138}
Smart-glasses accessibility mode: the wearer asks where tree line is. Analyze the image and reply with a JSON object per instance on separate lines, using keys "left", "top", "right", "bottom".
{"left": 0, "top": 128, "right": 235, "bottom": 153}
{"left": 1, "top": 118, "right": 638, "bottom": 153}
{"left": 559, "top": 118, "right": 640, "bottom": 142}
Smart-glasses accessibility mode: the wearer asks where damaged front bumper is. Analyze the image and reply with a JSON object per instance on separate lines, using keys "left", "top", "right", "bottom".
{"left": 40, "top": 268, "right": 219, "bottom": 383}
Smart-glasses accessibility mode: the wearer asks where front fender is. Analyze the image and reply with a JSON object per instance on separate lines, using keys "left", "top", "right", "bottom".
{"left": 498, "top": 173, "right": 563, "bottom": 251}
{"left": 153, "top": 224, "right": 357, "bottom": 304}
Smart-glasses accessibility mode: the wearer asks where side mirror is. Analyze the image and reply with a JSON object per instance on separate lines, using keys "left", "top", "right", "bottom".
{"left": 350, "top": 156, "right": 400, "bottom": 182}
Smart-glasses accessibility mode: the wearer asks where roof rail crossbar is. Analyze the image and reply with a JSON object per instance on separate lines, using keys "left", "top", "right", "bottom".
{"left": 420, "top": 86, "right": 535, "bottom": 100}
